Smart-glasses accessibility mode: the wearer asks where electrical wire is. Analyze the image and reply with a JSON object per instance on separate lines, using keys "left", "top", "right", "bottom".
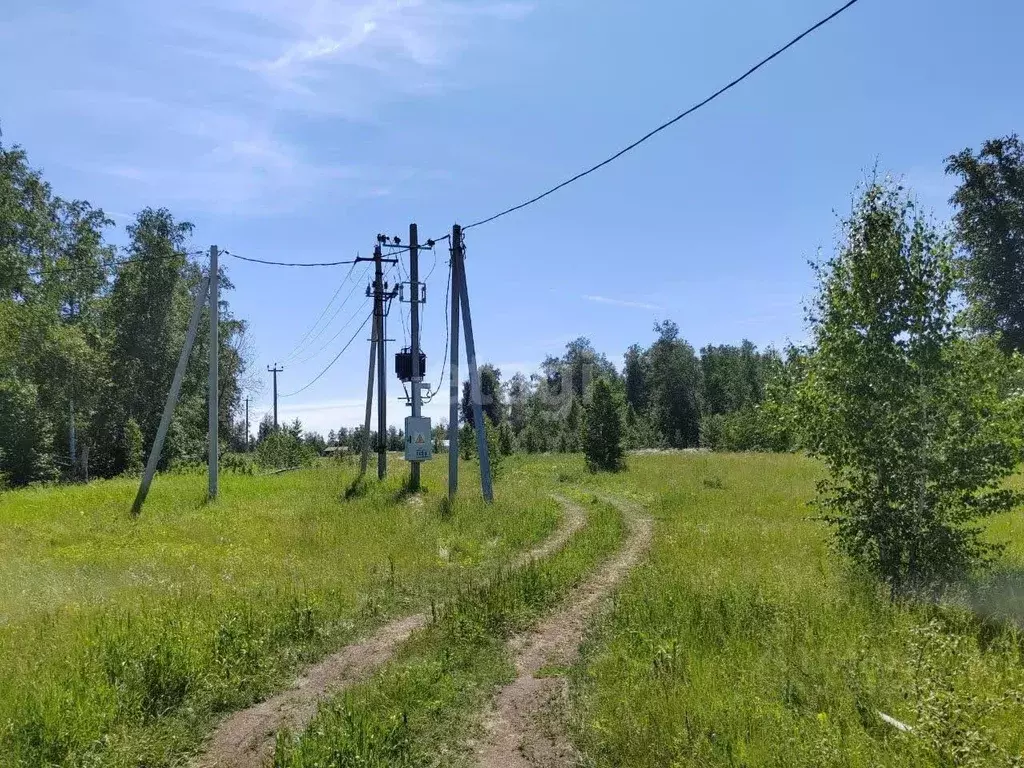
{"left": 280, "top": 261, "right": 364, "bottom": 363}
{"left": 463, "top": 0, "right": 863, "bottom": 231}
{"left": 222, "top": 251, "right": 358, "bottom": 267}
{"left": 291, "top": 297, "right": 373, "bottom": 365}
{"left": 423, "top": 253, "right": 453, "bottom": 402}
{"left": 20, "top": 250, "right": 203, "bottom": 278}
{"left": 281, "top": 310, "right": 374, "bottom": 398}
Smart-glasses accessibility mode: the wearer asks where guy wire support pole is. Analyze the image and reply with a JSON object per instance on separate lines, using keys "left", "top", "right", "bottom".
{"left": 454, "top": 227, "right": 494, "bottom": 503}
{"left": 409, "top": 223, "right": 422, "bottom": 491}
{"left": 360, "top": 307, "right": 378, "bottom": 476}
{"left": 208, "top": 244, "right": 219, "bottom": 501}
{"left": 448, "top": 226, "right": 462, "bottom": 500}
{"left": 132, "top": 274, "right": 210, "bottom": 517}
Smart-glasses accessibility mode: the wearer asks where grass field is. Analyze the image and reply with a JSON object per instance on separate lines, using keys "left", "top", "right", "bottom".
{"left": 0, "top": 459, "right": 559, "bottom": 767}
{"left": 1, "top": 453, "right": 1022, "bottom": 767}
{"left": 570, "top": 453, "right": 1024, "bottom": 767}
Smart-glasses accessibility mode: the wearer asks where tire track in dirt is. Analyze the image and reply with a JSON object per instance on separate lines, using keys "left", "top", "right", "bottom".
{"left": 475, "top": 494, "right": 652, "bottom": 768}
{"left": 194, "top": 498, "right": 587, "bottom": 768}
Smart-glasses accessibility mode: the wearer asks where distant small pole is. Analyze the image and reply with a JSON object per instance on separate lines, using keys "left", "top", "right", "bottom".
{"left": 448, "top": 226, "right": 462, "bottom": 500}
{"left": 208, "top": 245, "right": 219, "bottom": 501}
{"left": 267, "top": 364, "right": 284, "bottom": 429}
{"left": 244, "top": 396, "right": 250, "bottom": 452}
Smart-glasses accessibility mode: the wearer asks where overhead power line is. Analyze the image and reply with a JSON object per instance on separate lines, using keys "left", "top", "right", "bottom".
{"left": 464, "top": 0, "right": 864, "bottom": 231}
{"left": 20, "top": 250, "right": 203, "bottom": 278}
{"left": 280, "top": 260, "right": 362, "bottom": 363}
{"left": 281, "top": 310, "right": 374, "bottom": 398}
{"left": 291, "top": 297, "right": 372, "bottom": 365}
{"left": 222, "top": 251, "right": 358, "bottom": 267}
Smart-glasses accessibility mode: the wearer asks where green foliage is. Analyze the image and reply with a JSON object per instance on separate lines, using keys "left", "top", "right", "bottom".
{"left": 123, "top": 417, "right": 144, "bottom": 475}
{"left": 798, "top": 180, "right": 1024, "bottom": 593}
{"left": 255, "top": 430, "right": 317, "bottom": 470}
{"left": 0, "top": 140, "right": 249, "bottom": 487}
{"left": 460, "top": 364, "right": 503, "bottom": 427}
{"left": 947, "top": 134, "right": 1024, "bottom": 352}
{"left": 583, "top": 378, "right": 625, "bottom": 472}
{"left": 0, "top": 377, "right": 56, "bottom": 486}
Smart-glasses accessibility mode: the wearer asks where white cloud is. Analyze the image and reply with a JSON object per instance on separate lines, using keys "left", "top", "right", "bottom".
{"left": 583, "top": 294, "right": 664, "bottom": 312}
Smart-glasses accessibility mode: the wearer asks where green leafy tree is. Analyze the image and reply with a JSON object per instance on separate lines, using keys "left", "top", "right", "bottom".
{"left": 798, "top": 180, "right": 1024, "bottom": 594}
{"left": 647, "top": 321, "right": 703, "bottom": 448}
{"left": 123, "top": 417, "right": 144, "bottom": 475}
{"left": 461, "top": 364, "right": 504, "bottom": 427}
{"left": 946, "top": 135, "right": 1024, "bottom": 351}
{"left": 583, "top": 378, "right": 625, "bottom": 472}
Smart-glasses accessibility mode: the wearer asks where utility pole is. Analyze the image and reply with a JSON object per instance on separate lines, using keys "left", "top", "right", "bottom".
{"left": 208, "top": 244, "right": 219, "bottom": 501}
{"left": 69, "top": 397, "right": 77, "bottom": 478}
{"left": 375, "top": 243, "right": 387, "bottom": 480}
{"left": 244, "top": 396, "right": 250, "bottom": 452}
{"left": 453, "top": 227, "right": 493, "bottom": 502}
{"left": 132, "top": 275, "right": 211, "bottom": 517}
{"left": 448, "top": 227, "right": 462, "bottom": 500}
{"left": 409, "top": 223, "right": 423, "bottom": 490}
{"left": 360, "top": 310, "right": 378, "bottom": 475}
{"left": 267, "top": 364, "right": 283, "bottom": 429}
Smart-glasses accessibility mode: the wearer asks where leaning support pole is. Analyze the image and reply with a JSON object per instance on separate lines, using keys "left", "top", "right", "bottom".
{"left": 208, "top": 245, "right": 219, "bottom": 501}
{"left": 360, "top": 312, "right": 378, "bottom": 475}
{"left": 448, "top": 226, "right": 462, "bottom": 500}
{"left": 131, "top": 275, "right": 211, "bottom": 518}
{"left": 455, "top": 229, "right": 494, "bottom": 503}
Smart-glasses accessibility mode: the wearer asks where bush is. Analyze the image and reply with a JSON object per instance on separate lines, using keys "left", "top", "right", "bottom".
{"left": 255, "top": 431, "right": 317, "bottom": 470}
{"left": 583, "top": 378, "right": 625, "bottom": 472}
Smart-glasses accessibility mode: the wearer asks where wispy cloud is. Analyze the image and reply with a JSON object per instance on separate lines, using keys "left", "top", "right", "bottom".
{"left": 6, "top": 1, "right": 532, "bottom": 214}
{"left": 583, "top": 295, "right": 664, "bottom": 312}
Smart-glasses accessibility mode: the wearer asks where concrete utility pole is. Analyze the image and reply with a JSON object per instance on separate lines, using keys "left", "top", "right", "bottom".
{"left": 360, "top": 310, "right": 378, "bottom": 475}
{"left": 267, "top": 365, "right": 283, "bottom": 429}
{"left": 375, "top": 243, "right": 387, "bottom": 480}
{"left": 448, "top": 226, "right": 462, "bottom": 500}
{"left": 132, "top": 275, "right": 210, "bottom": 517}
{"left": 409, "top": 223, "right": 423, "bottom": 491}
{"left": 208, "top": 245, "right": 219, "bottom": 501}
{"left": 453, "top": 228, "right": 494, "bottom": 503}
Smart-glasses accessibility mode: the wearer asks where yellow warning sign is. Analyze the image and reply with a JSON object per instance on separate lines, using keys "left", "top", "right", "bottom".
{"left": 415, "top": 434, "right": 425, "bottom": 444}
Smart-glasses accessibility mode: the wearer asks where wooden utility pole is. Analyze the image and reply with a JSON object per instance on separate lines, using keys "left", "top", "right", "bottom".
{"left": 409, "top": 223, "right": 423, "bottom": 490}
{"left": 208, "top": 245, "right": 219, "bottom": 501}
{"left": 132, "top": 275, "right": 210, "bottom": 517}
{"left": 267, "top": 365, "right": 283, "bottom": 429}
{"left": 448, "top": 227, "right": 462, "bottom": 499}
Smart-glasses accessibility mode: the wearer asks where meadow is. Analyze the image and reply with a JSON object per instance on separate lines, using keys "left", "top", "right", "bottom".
{"left": 1, "top": 453, "right": 1022, "bottom": 767}
{"left": 0, "top": 460, "right": 560, "bottom": 767}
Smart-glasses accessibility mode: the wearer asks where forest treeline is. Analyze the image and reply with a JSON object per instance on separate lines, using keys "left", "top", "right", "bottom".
{"left": 0, "top": 139, "right": 251, "bottom": 487}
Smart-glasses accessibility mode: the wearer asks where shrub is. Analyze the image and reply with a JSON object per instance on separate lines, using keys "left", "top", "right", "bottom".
{"left": 583, "top": 378, "right": 625, "bottom": 472}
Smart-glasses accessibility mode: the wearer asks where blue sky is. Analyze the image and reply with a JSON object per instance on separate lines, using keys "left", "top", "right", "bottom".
{"left": 2, "top": 0, "right": 1019, "bottom": 435}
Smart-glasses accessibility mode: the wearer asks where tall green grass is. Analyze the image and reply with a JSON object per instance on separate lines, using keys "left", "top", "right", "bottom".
{"left": 570, "top": 452, "right": 1024, "bottom": 767}
{"left": 0, "top": 459, "right": 559, "bottom": 767}
{"left": 273, "top": 490, "right": 624, "bottom": 767}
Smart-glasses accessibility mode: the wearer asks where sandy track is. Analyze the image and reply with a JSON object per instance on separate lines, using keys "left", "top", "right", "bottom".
{"left": 475, "top": 495, "right": 652, "bottom": 768}
{"left": 193, "top": 497, "right": 587, "bottom": 768}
